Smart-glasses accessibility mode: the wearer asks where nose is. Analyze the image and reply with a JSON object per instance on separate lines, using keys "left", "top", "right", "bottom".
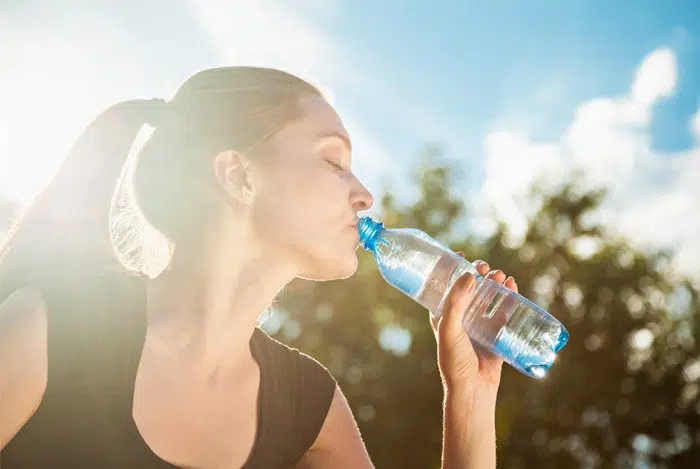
{"left": 350, "top": 175, "right": 374, "bottom": 212}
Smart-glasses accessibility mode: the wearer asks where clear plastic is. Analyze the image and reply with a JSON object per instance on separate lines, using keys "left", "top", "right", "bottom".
{"left": 358, "top": 217, "right": 569, "bottom": 379}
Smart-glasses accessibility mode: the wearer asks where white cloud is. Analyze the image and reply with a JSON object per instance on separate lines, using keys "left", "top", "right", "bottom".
{"left": 476, "top": 47, "right": 700, "bottom": 279}
{"left": 479, "top": 130, "right": 565, "bottom": 238}
{"left": 630, "top": 48, "right": 677, "bottom": 107}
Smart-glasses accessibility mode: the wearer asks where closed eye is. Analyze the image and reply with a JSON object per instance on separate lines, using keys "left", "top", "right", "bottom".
{"left": 325, "top": 159, "right": 344, "bottom": 171}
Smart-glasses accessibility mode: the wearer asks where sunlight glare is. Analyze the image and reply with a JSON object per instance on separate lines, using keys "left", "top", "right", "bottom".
{"left": 0, "top": 34, "right": 136, "bottom": 207}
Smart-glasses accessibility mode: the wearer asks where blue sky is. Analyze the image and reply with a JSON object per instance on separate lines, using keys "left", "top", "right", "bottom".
{"left": 0, "top": 0, "right": 698, "bottom": 277}
{"left": 328, "top": 1, "right": 700, "bottom": 162}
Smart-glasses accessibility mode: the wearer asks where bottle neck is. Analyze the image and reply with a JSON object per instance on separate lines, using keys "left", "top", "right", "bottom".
{"left": 358, "top": 217, "right": 384, "bottom": 252}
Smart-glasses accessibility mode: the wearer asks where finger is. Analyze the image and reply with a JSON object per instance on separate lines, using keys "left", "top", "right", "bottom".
{"left": 504, "top": 276, "right": 518, "bottom": 293}
{"left": 438, "top": 273, "right": 477, "bottom": 342}
{"left": 486, "top": 269, "right": 507, "bottom": 284}
{"left": 473, "top": 260, "right": 490, "bottom": 276}
{"left": 472, "top": 341, "right": 504, "bottom": 374}
{"left": 429, "top": 253, "right": 465, "bottom": 336}
{"left": 429, "top": 310, "right": 439, "bottom": 334}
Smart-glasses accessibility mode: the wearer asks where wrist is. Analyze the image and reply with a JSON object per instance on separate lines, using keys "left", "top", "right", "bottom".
{"left": 444, "top": 382, "right": 474, "bottom": 408}
{"left": 444, "top": 379, "right": 499, "bottom": 404}
{"left": 444, "top": 380, "right": 499, "bottom": 433}
{"left": 442, "top": 382, "right": 499, "bottom": 469}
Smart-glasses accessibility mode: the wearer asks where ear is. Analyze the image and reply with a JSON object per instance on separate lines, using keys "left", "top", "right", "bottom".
{"left": 213, "top": 150, "right": 255, "bottom": 206}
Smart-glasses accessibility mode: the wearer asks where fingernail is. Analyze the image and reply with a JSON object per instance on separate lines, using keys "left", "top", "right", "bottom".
{"left": 462, "top": 272, "right": 476, "bottom": 289}
{"left": 459, "top": 272, "right": 472, "bottom": 283}
{"left": 473, "top": 259, "right": 486, "bottom": 266}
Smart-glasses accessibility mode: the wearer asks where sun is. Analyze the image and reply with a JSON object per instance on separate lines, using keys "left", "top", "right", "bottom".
{"left": 0, "top": 36, "right": 138, "bottom": 209}
{"left": 0, "top": 114, "right": 71, "bottom": 208}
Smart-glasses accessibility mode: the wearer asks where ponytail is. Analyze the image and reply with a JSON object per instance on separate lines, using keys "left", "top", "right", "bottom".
{"left": 0, "top": 98, "right": 165, "bottom": 301}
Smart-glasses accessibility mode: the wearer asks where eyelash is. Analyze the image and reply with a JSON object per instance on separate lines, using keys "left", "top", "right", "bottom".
{"left": 325, "top": 159, "right": 344, "bottom": 171}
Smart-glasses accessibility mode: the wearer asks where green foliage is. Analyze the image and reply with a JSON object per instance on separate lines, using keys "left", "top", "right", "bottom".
{"left": 272, "top": 147, "right": 700, "bottom": 468}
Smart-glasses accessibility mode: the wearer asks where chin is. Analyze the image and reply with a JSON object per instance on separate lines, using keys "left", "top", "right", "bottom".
{"left": 334, "top": 258, "right": 359, "bottom": 280}
{"left": 300, "top": 253, "right": 358, "bottom": 281}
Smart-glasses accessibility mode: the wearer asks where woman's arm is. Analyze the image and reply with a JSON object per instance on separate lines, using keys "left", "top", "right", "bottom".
{"left": 293, "top": 385, "right": 374, "bottom": 469}
{"left": 0, "top": 287, "right": 48, "bottom": 450}
{"left": 294, "top": 380, "right": 499, "bottom": 469}
{"left": 442, "top": 382, "right": 499, "bottom": 469}
{"left": 432, "top": 258, "right": 515, "bottom": 469}
{"left": 295, "top": 367, "right": 500, "bottom": 469}
{"left": 297, "top": 258, "right": 513, "bottom": 469}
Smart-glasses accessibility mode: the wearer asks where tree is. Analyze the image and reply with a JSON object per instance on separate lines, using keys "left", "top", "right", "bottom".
{"left": 492, "top": 183, "right": 700, "bottom": 469}
{"left": 270, "top": 146, "right": 700, "bottom": 468}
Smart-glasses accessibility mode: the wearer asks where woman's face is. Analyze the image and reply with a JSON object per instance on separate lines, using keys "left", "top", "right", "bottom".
{"left": 248, "top": 92, "right": 374, "bottom": 281}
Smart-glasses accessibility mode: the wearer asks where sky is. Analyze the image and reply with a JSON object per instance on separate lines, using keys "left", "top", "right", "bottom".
{"left": 0, "top": 0, "right": 698, "bottom": 279}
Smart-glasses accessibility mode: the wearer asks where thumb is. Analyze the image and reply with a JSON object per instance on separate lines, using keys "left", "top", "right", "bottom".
{"left": 438, "top": 272, "right": 477, "bottom": 343}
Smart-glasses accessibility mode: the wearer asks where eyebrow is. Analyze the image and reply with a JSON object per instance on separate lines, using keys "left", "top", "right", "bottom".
{"left": 317, "top": 131, "right": 352, "bottom": 153}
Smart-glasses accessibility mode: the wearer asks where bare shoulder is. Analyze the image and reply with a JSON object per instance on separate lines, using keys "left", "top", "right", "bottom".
{"left": 0, "top": 286, "right": 46, "bottom": 326}
{"left": 0, "top": 286, "right": 49, "bottom": 450}
{"left": 293, "top": 385, "right": 375, "bottom": 469}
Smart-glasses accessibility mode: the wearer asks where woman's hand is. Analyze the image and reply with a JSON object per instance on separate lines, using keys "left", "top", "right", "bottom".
{"left": 429, "top": 255, "right": 518, "bottom": 390}
{"left": 430, "top": 256, "right": 519, "bottom": 468}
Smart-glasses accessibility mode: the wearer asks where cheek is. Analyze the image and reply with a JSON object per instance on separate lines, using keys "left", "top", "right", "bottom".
{"left": 285, "top": 161, "right": 346, "bottom": 215}
{"left": 254, "top": 160, "right": 348, "bottom": 246}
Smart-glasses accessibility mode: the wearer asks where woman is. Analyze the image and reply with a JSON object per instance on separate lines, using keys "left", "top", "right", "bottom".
{"left": 0, "top": 67, "right": 518, "bottom": 468}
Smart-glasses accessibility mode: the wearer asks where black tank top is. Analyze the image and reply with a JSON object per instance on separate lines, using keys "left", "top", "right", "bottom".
{"left": 0, "top": 270, "right": 336, "bottom": 468}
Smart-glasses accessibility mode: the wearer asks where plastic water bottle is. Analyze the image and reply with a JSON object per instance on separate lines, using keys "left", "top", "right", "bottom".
{"left": 358, "top": 216, "right": 569, "bottom": 379}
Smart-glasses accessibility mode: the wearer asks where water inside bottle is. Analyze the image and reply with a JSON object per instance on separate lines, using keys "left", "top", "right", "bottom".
{"left": 415, "top": 252, "right": 568, "bottom": 379}
{"left": 478, "top": 284, "right": 569, "bottom": 378}
{"left": 363, "top": 222, "right": 569, "bottom": 379}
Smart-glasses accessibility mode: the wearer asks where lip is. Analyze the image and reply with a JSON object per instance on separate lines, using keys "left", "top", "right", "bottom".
{"left": 347, "top": 223, "right": 360, "bottom": 241}
{"left": 351, "top": 228, "right": 360, "bottom": 246}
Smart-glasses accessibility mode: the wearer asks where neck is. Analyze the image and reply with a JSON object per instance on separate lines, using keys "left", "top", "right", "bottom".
{"left": 144, "top": 223, "right": 296, "bottom": 383}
